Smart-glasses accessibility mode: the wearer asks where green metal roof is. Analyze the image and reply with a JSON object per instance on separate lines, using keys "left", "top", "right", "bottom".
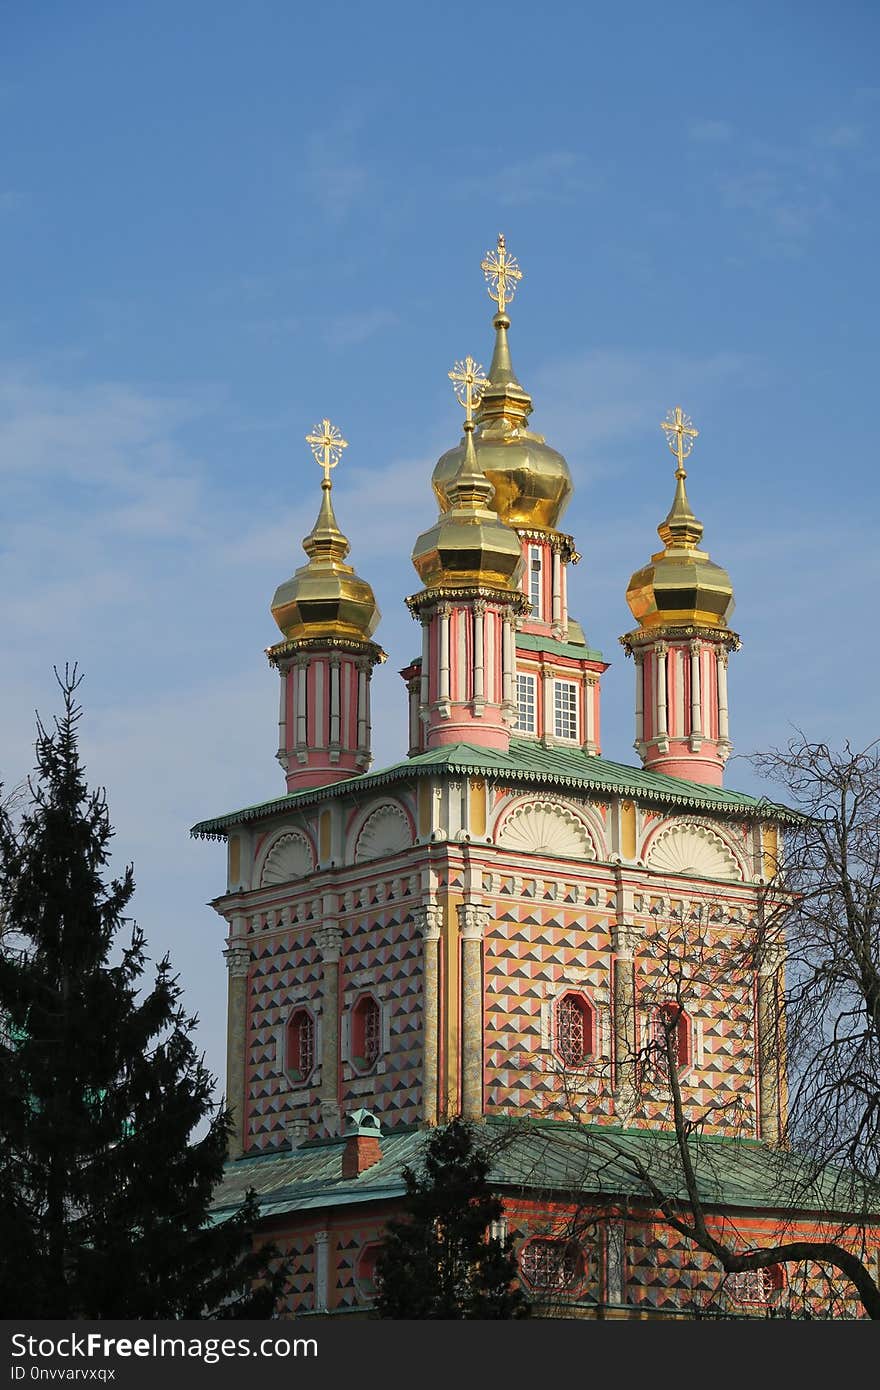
{"left": 210, "top": 1118, "right": 876, "bottom": 1223}
{"left": 516, "top": 632, "right": 605, "bottom": 662}
{"left": 191, "top": 738, "right": 788, "bottom": 840}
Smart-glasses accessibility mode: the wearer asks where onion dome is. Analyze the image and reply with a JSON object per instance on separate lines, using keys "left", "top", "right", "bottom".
{"left": 271, "top": 420, "right": 380, "bottom": 642}
{"left": 625, "top": 407, "right": 735, "bottom": 630}
{"left": 412, "top": 357, "right": 523, "bottom": 591}
{"left": 430, "top": 235, "right": 573, "bottom": 532}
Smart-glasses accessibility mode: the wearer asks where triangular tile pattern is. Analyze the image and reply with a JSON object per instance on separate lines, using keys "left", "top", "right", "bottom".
{"left": 329, "top": 1218, "right": 385, "bottom": 1309}
{"left": 335, "top": 1234, "right": 358, "bottom": 1310}
{"left": 339, "top": 908, "right": 423, "bottom": 1130}
{"left": 634, "top": 922, "right": 757, "bottom": 1136}
{"left": 484, "top": 900, "right": 615, "bottom": 1120}
{"left": 244, "top": 902, "right": 423, "bottom": 1150}
{"left": 626, "top": 1223, "right": 864, "bottom": 1316}
{"left": 275, "top": 1234, "right": 315, "bottom": 1316}
{"left": 627, "top": 1226, "right": 721, "bottom": 1311}
{"left": 248, "top": 934, "right": 323, "bottom": 1150}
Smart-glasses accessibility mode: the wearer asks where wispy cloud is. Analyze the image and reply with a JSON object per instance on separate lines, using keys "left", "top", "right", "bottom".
{"left": 459, "top": 150, "right": 600, "bottom": 207}
{"left": 717, "top": 169, "right": 824, "bottom": 245}
{"left": 690, "top": 104, "right": 876, "bottom": 252}
{"left": 688, "top": 119, "right": 732, "bottom": 143}
{"left": 813, "top": 122, "right": 863, "bottom": 151}
{"left": 322, "top": 308, "right": 398, "bottom": 349}
{"left": 532, "top": 347, "right": 755, "bottom": 486}
{"left": 303, "top": 117, "right": 373, "bottom": 222}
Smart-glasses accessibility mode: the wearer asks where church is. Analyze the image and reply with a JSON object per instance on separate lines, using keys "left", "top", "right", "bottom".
{"left": 192, "top": 238, "right": 875, "bottom": 1318}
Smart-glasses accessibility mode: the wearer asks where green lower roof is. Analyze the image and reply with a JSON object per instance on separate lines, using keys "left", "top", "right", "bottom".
{"left": 191, "top": 738, "right": 787, "bottom": 840}
{"left": 516, "top": 631, "right": 605, "bottom": 662}
{"left": 211, "top": 1118, "right": 877, "bottom": 1222}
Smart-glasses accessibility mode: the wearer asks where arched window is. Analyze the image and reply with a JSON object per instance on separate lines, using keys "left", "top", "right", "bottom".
{"left": 286, "top": 1007, "right": 315, "bottom": 1083}
{"left": 555, "top": 992, "right": 593, "bottom": 1067}
{"left": 651, "top": 1002, "right": 691, "bottom": 1070}
{"left": 351, "top": 995, "right": 381, "bottom": 1072}
{"left": 520, "top": 1238, "right": 580, "bottom": 1291}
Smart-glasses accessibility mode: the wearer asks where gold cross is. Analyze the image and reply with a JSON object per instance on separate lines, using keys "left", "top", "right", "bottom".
{"left": 449, "top": 356, "right": 487, "bottom": 424}
{"left": 481, "top": 233, "right": 523, "bottom": 315}
{"left": 305, "top": 418, "right": 348, "bottom": 483}
{"left": 661, "top": 405, "right": 699, "bottom": 474}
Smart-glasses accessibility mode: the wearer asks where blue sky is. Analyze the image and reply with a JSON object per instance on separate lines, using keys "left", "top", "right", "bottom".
{"left": 2, "top": 1, "right": 878, "bottom": 1097}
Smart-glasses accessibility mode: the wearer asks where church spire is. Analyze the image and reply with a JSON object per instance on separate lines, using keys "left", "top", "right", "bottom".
{"left": 268, "top": 419, "right": 385, "bottom": 791}
{"left": 408, "top": 355, "right": 527, "bottom": 752}
{"left": 621, "top": 407, "right": 739, "bottom": 788}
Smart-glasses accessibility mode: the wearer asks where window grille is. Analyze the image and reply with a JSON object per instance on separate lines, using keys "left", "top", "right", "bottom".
{"left": 287, "top": 1009, "right": 315, "bottom": 1080}
{"left": 529, "top": 545, "right": 543, "bottom": 617}
{"left": 515, "top": 673, "right": 536, "bottom": 733}
{"left": 650, "top": 1003, "right": 690, "bottom": 1071}
{"left": 553, "top": 681, "right": 579, "bottom": 741}
{"left": 557, "top": 994, "right": 589, "bottom": 1066}
{"left": 727, "top": 1268, "right": 778, "bottom": 1306}
{"left": 361, "top": 998, "right": 380, "bottom": 1066}
{"left": 352, "top": 994, "right": 381, "bottom": 1070}
{"left": 520, "top": 1239, "right": 579, "bottom": 1290}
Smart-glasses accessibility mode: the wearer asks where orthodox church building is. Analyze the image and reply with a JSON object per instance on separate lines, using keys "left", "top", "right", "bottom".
{"left": 193, "top": 239, "right": 875, "bottom": 1318}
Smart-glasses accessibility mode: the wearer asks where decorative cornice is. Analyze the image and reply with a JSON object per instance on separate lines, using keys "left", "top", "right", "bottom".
{"left": 267, "top": 636, "right": 387, "bottom": 669}
{"left": 406, "top": 586, "right": 531, "bottom": 619}
{"left": 620, "top": 625, "right": 742, "bottom": 657}
{"left": 514, "top": 528, "right": 581, "bottom": 564}
{"left": 192, "top": 745, "right": 794, "bottom": 841}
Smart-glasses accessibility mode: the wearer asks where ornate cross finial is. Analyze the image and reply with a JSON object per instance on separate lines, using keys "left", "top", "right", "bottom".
{"left": 306, "top": 418, "right": 348, "bottom": 484}
{"left": 481, "top": 233, "right": 523, "bottom": 315}
{"left": 661, "top": 405, "right": 699, "bottom": 476}
{"left": 448, "top": 356, "right": 487, "bottom": 425}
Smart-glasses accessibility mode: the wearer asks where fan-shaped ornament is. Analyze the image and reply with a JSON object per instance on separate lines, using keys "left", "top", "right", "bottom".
{"left": 354, "top": 804, "right": 412, "bottom": 862}
{"left": 497, "top": 801, "right": 597, "bottom": 860}
{"left": 645, "top": 823, "right": 741, "bottom": 880}
{"left": 261, "top": 832, "right": 313, "bottom": 886}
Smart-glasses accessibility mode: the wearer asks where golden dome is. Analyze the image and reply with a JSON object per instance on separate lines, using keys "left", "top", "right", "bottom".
{"left": 431, "top": 311, "right": 573, "bottom": 531}
{"left": 271, "top": 476, "right": 380, "bottom": 643}
{"left": 413, "top": 416, "right": 524, "bottom": 591}
{"left": 626, "top": 439, "right": 735, "bottom": 631}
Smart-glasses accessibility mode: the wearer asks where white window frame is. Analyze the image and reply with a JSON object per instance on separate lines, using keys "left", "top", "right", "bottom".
{"left": 553, "top": 679, "right": 579, "bottom": 742}
{"left": 528, "top": 545, "right": 543, "bottom": 618}
{"left": 514, "top": 672, "right": 537, "bottom": 734}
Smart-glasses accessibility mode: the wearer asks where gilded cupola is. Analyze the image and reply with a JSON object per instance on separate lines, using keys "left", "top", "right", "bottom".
{"left": 412, "top": 357, "right": 523, "bottom": 591}
{"left": 430, "top": 235, "right": 573, "bottom": 532}
{"left": 271, "top": 419, "right": 381, "bottom": 642}
{"left": 625, "top": 407, "right": 735, "bottom": 630}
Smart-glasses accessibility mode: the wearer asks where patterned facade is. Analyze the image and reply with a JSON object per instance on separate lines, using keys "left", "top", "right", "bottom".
{"left": 195, "top": 238, "right": 877, "bottom": 1316}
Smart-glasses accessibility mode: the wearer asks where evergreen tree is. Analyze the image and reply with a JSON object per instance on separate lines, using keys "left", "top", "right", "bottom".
{"left": 374, "top": 1117, "right": 529, "bottom": 1319}
{"left": 0, "top": 668, "right": 283, "bottom": 1318}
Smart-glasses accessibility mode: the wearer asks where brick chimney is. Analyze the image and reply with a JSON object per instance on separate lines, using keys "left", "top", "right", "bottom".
{"left": 341, "top": 1108, "right": 382, "bottom": 1179}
